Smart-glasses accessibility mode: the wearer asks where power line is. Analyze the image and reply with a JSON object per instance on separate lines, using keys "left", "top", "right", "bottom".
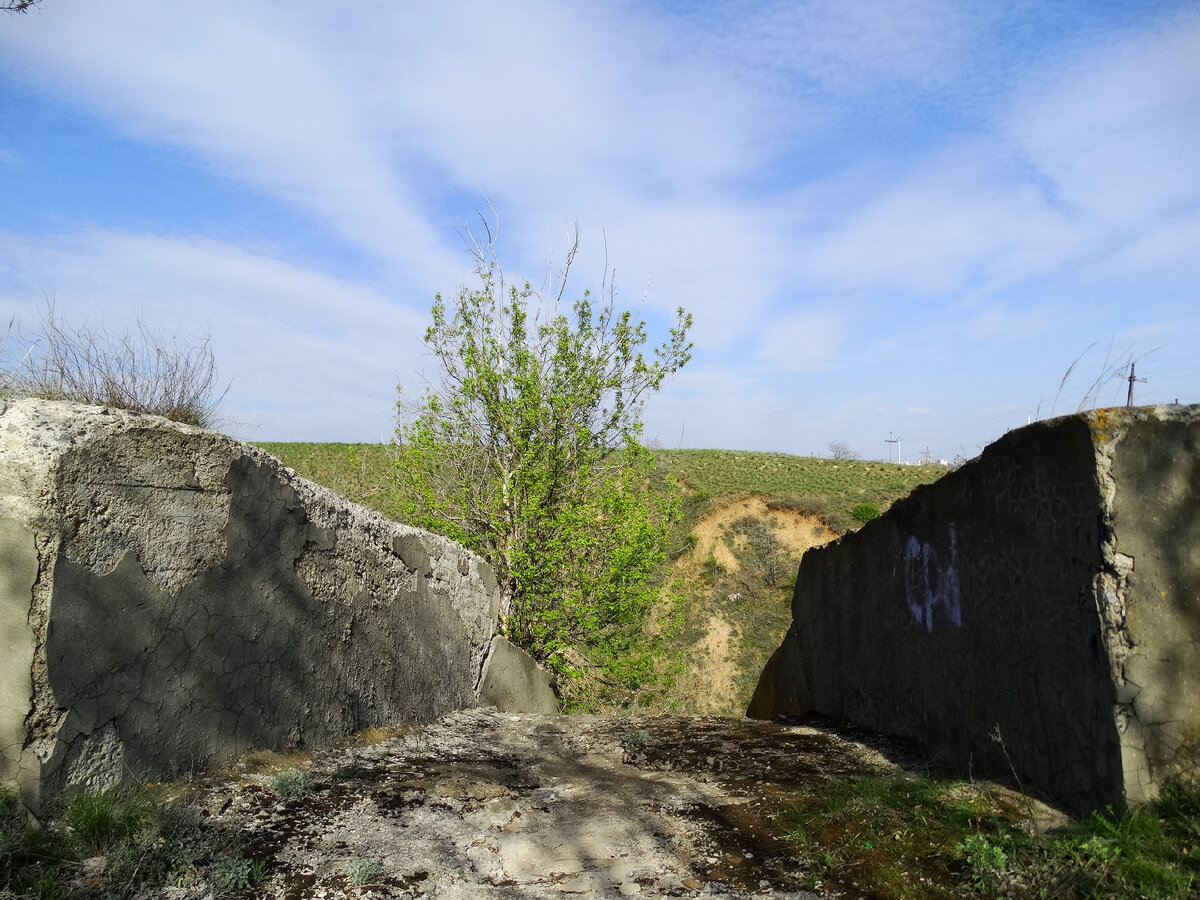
{"left": 1122, "top": 362, "right": 1147, "bottom": 407}
{"left": 885, "top": 432, "right": 901, "bottom": 463}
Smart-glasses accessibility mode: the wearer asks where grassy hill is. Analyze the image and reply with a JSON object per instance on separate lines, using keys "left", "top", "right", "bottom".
{"left": 256, "top": 443, "right": 946, "bottom": 533}
{"left": 255, "top": 442, "right": 947, "bottom": 714}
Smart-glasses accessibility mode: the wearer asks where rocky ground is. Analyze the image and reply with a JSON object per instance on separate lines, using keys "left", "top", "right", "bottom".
{"left": 159, "top": 709, "right": 977, "bottom": 900}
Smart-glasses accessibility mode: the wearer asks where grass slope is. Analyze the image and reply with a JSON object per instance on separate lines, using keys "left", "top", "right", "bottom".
{"left": 255, "top": 443, "right": 947, "bottom": 536}
{"left": 656, "top": 448, "right": 945, "bottom": 534}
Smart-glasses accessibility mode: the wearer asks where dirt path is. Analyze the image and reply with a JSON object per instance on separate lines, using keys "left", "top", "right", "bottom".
{"left": 177, "top": 710, "right": 918, "bottom": 899}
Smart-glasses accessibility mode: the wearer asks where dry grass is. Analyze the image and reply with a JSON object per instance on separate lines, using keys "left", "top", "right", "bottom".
{"left": 1, "top": 305, "right": 226, "bottom": 427}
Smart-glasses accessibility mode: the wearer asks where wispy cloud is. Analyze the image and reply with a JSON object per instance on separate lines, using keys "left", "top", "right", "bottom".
{"left": 0, "top": 228, "right": 425, "bottom": 440}
{"left": 758, "top": 310, "right": 844, "bottom": 374}
{"left": 1002, "top": 8, "right": 1200, "bottom": 230}
{"left": 1, "top": 1, "right": 1197, "bottom": 457}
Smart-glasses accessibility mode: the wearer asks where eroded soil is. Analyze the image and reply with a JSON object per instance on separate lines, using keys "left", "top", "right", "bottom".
{"left": 168, "top": 709, "right": 958, "bottom": 900}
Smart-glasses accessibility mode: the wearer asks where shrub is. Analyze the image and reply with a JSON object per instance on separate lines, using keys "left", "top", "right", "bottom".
{"left": 1, "top": 306, "right": 226, "bottom": 427}
{"left": 393, "top": 225, "right": 690, "bottom": 705}
{"left": 851, "top": 502, "right": 880, "bottom": 524}
{"left": 621, "top": 729, "right": 651, "bottom": 753}
{"left": 346, "top": 857, "right": 385, "bottom": 886}
{"left": 268, "top": 767, "right": 313, "bottom": 800}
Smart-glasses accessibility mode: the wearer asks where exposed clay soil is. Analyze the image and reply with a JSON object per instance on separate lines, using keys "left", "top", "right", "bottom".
{"left": 155, "top": 709, "right": 1012, "bottom": 900}
{"left": 669, "top": 497, "right": 837, "bottom": 715}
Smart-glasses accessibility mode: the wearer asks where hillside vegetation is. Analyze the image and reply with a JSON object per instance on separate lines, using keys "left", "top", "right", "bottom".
{"left": 257, "top": 443, "right": 946, "bottom": 714}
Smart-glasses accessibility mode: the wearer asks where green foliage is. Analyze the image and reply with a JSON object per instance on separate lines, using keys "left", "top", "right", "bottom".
{"left": 1033, "top": 779, "right": 1200, "bottom": 898}
{"left": 852, "top": 501, "right": 881, "bottom": 524}
{"left": 779, "top": 775, "right": 1200, "bottom": 898}
{"left": 210, "top": 854, "right": 255, "bottom": 891}
{"left": 392, "top": 235, "right": 691, "bottom": 706}
{"left": 1, "top": 784, "right": 236, "bottom": 898}
{"left": 269, "top": 767, "right": 313, "bottom": 800}
{"left": 346, "top": 857, "right": 385, "bottom": 886}
{"left": 621, "top": 729, "right": 651, "bottom": 753}
{"left": 955, "top": 833, "right": 1009, "bottom": 891}
{"left": 64, "top": 786, "right": 157, "bottom": 854}
{"left": 781, "top": 775, "right": 1026, "bottom": 897}
{"left": 255, "top": 442, "right": 406, "bottom": 520}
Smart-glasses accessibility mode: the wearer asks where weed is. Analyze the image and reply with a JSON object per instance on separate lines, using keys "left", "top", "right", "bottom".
{"left": 235, "top": 747, "right": 311, "bottom": 775}
{"left": 779, "top": 774, "right": 1200, "bottom": 898}
{"left": 63, "top": 786, "right": 157, "bottom": 854}
{"left": 701, "top": 551, "right": 725, "bottom": 580}
{"left": 956, "top": 833, "right": 1008, "bottom": 891}
{"left": 1, "top": 304, "right": 226, "bottom": 427}
{"left": 621, "top": 729, "right": 651, "bottom": 753}
{"left": 1033, "top": 780, "right": 1200, "bottom": 898}
{"left": 269, "top": 767, "right": 313, "bottom": 800}
{"left": 346, "top": 857, "right": 385, "bottom": 886}
{"left": 781, "top": 775, "right": 1021, "bottom": 897}
{"left": 208, "top": 853, "right": 269, "bottom": 891}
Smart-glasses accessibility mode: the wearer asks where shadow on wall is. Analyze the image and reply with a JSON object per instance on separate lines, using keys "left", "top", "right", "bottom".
{"left": 750, "top": 404, "right": 1200, "bottom": 817}
{"left": 0, "top": 398, "right": 554, "bottom": 811}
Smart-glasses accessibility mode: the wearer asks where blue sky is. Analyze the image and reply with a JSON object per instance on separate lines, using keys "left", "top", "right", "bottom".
{"left": 2, "top": 1, "right": 1198, "bottom": 460}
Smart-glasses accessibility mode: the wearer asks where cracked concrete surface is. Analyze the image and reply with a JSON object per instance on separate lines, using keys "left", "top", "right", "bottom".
{"left": 0, "top": 399, "right": 554, "bottom": 809}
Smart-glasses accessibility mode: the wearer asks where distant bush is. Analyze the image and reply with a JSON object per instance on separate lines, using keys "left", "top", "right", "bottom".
{"left": 1, "top": 305, "right": 226, "bottom": 428}
{"left": 851, "top": 502, "right": 880, "bottom": 524}
{"left": 827, "top": 440, "right": 861, "bottom": 460}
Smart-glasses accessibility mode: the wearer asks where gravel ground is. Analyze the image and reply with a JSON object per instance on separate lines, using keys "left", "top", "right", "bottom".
{"left": 159, "top": 709, "right": 1000, "bottom": 900}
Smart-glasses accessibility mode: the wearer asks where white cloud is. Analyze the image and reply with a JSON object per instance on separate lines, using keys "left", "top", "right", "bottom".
{"left": 1003, "top": 9, "right": 1200, "bottom": 230}
{"left": 793, "top": 142, "right": 1083, "bottom": 294}
{"left": 964, "top": 306, "right": 1054, "bottom": 343}
{"left": 758, "top": 310, "right": 844, "bottom": 374}
{"left": 0, "top": 229, "right": 426, "bottom": 441}
{"left": 0, "top": 2, "right": 461, "bottom": 285}
{"left": 1105, "top": 210, "right": 1200, "bottom": 277}
{"left": 2, "top": 1, "right": 1197, "bottom": 456}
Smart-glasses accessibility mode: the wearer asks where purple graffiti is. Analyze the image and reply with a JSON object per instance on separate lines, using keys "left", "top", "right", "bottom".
{"left": 903, "top": 525, "right": 962, "bottom": 632}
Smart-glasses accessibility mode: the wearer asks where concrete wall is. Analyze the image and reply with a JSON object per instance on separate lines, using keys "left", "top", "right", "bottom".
{"left": 750, "top": 405, "right": 1200, "bottom": 815}
{"left": 0, "top": 398, "right": 554, "bottom": 809}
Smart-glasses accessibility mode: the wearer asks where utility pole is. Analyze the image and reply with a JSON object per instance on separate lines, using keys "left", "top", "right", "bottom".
{"left": 1124, "top": 362, "right": 1146, "bottom": 407}
{"left": 885, "top": 432, "right": 901, "bottom": 464}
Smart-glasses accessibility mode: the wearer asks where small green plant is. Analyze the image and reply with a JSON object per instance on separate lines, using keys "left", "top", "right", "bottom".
{"left": 268, "top": 767, "right": 313, "bottom": 800}
{"left": 210, "top": 854, "right": 253, "bottom": 891}
{"left": 64, "top": 786, "right": 157, "bottom": 854}
{"left": 956, "top": 833, "right": 1009, "bottom": 891}
{"left": 781, "top": 775, "right": 1022, "bottom": 897}
{"left": 346, "top": 857, "right": 384, "bottom": 886}
{"left": 779, "top": 774, "right": 1200, "bottom": 898}
{"left": 701, "top": 551, "right": 725, "bottom": 580}
{"left": 621, "top": 729, "right": 651, "bottom": 753}
{"left": 851, "top": 502, "right": 880, "bottom": 524}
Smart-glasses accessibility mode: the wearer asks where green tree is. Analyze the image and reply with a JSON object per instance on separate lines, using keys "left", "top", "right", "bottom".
{"left": 393, "top": 228, "right": 692, "bottom": 702}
